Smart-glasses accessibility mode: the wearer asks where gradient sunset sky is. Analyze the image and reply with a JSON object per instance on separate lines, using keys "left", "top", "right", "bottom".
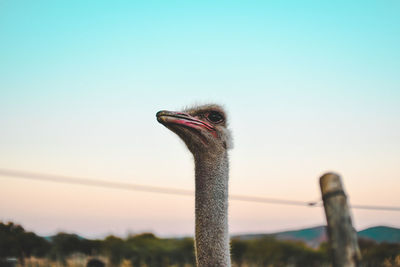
{"left": 1, "top": 0, "right": 399, "bottom": 238}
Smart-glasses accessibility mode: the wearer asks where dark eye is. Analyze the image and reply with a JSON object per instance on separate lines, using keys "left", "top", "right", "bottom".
{"left": 207, "top": 111, "right": 224, "bottom": 123}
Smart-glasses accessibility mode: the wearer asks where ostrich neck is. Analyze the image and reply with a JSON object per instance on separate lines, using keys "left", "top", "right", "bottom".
{"left": 194, "top": 151, "right": 230, "bottom": 267}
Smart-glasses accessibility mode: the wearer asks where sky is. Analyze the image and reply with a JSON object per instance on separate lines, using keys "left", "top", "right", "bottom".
{"left": 0, "top": 0, "right": 399, "bottom": 238}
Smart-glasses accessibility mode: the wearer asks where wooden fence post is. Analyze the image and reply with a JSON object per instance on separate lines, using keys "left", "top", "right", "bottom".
{"left": 320, "top": 172, "right": 362, "bottom": 267}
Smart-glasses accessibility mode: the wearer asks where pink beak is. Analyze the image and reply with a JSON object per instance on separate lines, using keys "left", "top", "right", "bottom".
{"left": 156, "top": 110, "right": 216, "bottom": 135}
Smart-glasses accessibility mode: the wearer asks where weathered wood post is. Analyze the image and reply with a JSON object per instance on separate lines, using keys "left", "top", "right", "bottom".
{"left": 320, "top": 172, "right": 362, "bottom": 267}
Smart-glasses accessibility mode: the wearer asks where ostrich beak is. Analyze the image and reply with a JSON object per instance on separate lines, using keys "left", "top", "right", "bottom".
{"left": 156, "top": 110, "right": 215, "bottom": 132}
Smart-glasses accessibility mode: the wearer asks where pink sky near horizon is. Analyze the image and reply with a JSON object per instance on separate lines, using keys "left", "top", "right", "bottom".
{"left": 1, "top": 151, "right": 398, "bottom": 239}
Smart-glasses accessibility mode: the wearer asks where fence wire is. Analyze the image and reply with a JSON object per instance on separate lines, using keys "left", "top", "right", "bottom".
{"left": 0, "top": 168, "right": 399, "bottom": 211}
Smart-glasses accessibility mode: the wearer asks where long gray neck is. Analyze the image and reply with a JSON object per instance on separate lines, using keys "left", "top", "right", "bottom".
{"left": 194, "top": 151, "right": 231, "bottom": 267}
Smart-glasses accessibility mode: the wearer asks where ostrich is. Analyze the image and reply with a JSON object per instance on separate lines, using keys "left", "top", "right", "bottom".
{"left": 156, "top": 104, "right": 233, "bottom": 267}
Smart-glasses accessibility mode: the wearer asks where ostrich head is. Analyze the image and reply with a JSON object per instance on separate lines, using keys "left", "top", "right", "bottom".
{"left": 156, "top": 104, "right": 233, "bottom": 156}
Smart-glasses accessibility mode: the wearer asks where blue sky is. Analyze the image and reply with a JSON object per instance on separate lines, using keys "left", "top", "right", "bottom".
{"left": 0, "top": 0, "right": 399, "bottom": 237}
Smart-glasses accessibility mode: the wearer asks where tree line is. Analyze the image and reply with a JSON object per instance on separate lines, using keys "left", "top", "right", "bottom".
{"left": 0, "top": 221, "right": 399, "bottom": 267}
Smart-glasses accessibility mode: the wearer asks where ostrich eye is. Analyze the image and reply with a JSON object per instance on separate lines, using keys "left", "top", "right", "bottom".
{"left": 207, "top": 111, "right": 224, "bottom": 123}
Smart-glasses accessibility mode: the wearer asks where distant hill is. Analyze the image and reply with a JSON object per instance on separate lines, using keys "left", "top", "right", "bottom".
{"left": 233, "top": 225, "right": 400, "bottom": 248}
{"left": 274, "top": 226, "right": 328, "bottom": 248}
{"left": 358, "top": 226, "right": 400, "bottom": 243}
